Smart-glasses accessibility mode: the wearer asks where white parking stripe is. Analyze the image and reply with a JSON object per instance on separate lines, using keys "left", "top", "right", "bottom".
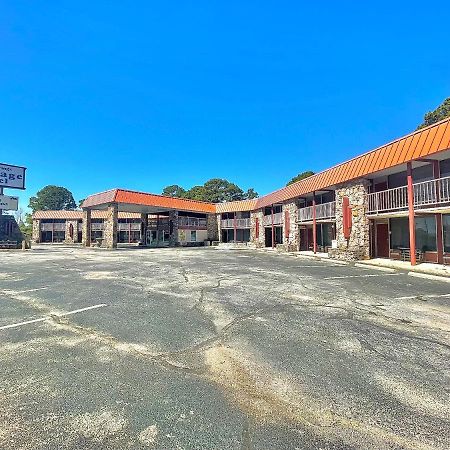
{"left": 407, "top": 272, "right": 450, "bottom": 283}
{"left": 354, "top": 264, "right": 397, "bottom": 273}
{"left": 0, "top": 303, "right": 107, "bottom": 331}
{"left": 396, "top": 293, "right": 450, "bottom": 300}
{"left": 323, "top": 274, "right": 400, "bottom": 280}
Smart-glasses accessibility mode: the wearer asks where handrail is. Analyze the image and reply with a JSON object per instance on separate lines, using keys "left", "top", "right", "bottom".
{"left": 298, "top": 201, "right": 336, "bottom": 222}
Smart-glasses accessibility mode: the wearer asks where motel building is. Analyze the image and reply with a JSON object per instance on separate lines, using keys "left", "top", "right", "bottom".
{"left": 32, "top": 117, "right": 450, "bottom": 266}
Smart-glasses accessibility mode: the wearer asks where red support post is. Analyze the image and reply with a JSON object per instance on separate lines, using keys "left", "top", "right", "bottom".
{"left": 432, "top": 160, "right": 444, "bottom": 264}
{"left": 271, "top": 206, "right": 275, "bottom": 249}
{"left": 312, "top": 192, "right": 317, "bottom": 254}
{"left": 406, "top": 162, "right": 417, "bottom": 266}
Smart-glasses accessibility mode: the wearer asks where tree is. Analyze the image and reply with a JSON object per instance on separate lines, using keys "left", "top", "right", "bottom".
{"left": 417, "top": 98, "right": 450, "bottom": 129}
{"left": 19, "top": 213, "right": 33, "bottom": 240}
{"left": 184, "top": 185, "right": 207, "bottom": 201}
{"left": 243, "top": 188, "right": 258, "bottom": 199}
{"left": 78, "top": 198, "right": 85, "bottom": 208}
{"left": 28, "top": 185, "right": 77, "bottom": 212}
{"left": 161, "top": 185, "right": 186, "bottom": 198}
{"left": 202, "top": 178, "right": 244, "bottom": 203}
{"left": 286, "top": 171, "right": 315, "bottom": 186}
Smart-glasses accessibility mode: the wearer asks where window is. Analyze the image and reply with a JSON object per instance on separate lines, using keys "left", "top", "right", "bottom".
{"left": 190, "top": 230, "right": 196, "bottom": 242}
{"left": 415, "top": 216, "right": 436, "bottom": 252}
{"left": 390, "top": 218, "right": 409, "bottom": 249}
{"left": 443, "top": 214, "right": 450, "bottom": 253}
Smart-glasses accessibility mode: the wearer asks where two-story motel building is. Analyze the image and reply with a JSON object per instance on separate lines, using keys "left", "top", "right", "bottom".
{"left": 32, "top": 117, "right": 450, "bottom": 265}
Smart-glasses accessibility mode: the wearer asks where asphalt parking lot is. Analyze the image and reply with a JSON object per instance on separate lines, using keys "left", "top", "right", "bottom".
{"left": 0, "top": 246, "right": 449, "bottom": 450}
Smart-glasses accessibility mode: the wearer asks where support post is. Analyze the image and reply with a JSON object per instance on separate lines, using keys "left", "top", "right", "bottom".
{"left": 233, "top": 212, "right": 237, "bottom": 243}
{"left": 103, "top": 203, "right": 118, "bottom": 249}
{"left": 432, "top": 160, "right": 444, "bottom": 264}
{"left": 312, "top": 192, "right": 317, "bottom": 254}
{"left": 271, "top": 206, "right": 275, "bottom": 249}
{"left": 82, "top": 209, "right": 91, "bottom": 247}
{"left": 406, "top": 162, "right": 417, "bottom": 265}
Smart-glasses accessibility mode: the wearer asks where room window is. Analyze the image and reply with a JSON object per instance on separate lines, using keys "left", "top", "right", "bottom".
{"left": 190, "top": 230, "right": 197, "bottom": 242}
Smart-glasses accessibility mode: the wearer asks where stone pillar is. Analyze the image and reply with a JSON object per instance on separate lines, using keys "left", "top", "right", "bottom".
{"left": 251, "top": 209, "right": 265, "bottom": 248}
{"left": 32, "top": 219, "right": 41, "bottom": 243}
{"left": 207, "top": 214, "right": 219, "bottom": 241}
{"left": 82, "top": 209, "right": 92, "bottom": 247}
{"left": 169, "top": 210, "right": 179, "bottom": 246}
{"left": 140, "top": 213, "right": 148, "bottom": 243}
{"left": 330, "top": 179, "right": 370, "bottom": 261}
{"left": 217, "top": 213, "right": 222, "bottom": 242}
{"left": 64, "top": 220, "right": 78, "bottom": 244}
{"left": 103, "top": 204, "right": 118, "bottom": 249}
{"left": 282, "top": 201, "right": 299, "bottom": 252}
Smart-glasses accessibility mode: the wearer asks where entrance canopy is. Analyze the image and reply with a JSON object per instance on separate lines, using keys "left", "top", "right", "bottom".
{"left": 81, "top": 188, "right": 216, "bottom": 215}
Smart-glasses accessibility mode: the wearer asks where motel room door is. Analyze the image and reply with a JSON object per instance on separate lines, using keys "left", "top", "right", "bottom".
{"left": 376, "top": 223, "right": 389, "bottom": 258}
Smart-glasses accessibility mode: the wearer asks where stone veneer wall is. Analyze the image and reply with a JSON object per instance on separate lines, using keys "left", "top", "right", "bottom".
{"left": 32, "top": 219, "right": 41, "bottom": 243}
{"left": 216, "top": 213, "right": 222, "bottom": 242}
{"left": 330, "top": 179, "right": 370, "bottom": 261}
{"left": 281, "top": 201, "right": 299, "bottom": 252}
{"left": 207, "top": 214, "right": 219, "bottom": 241}
{"left": 169, "top": 210, "right": 179, "bottom": 246}
{"left": 250, "top": 209, "right": 265, "bottom": 248}
{"left": 82, "top": 210, "right": 91, "bottom": 247}
{"left": 102, "top": 204, "right": 118, "bottom": 249}
{"left": 64, "top": 220, "right": 79, "bottom": 244}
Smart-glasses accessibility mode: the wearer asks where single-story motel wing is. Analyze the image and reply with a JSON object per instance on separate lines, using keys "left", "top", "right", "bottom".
{"left": 32, "top": 117, "right": 450, "bottom": 266}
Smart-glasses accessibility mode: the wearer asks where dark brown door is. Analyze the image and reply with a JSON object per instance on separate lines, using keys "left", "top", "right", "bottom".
{"left": 376, "top": 223, "right": 389, "bottom": 258}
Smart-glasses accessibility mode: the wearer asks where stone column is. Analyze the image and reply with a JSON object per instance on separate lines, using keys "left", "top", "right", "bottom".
{"left": 64, "top": 220, "right": 78, "bottom": 244}
{"left": 103, "top": 203, "right": 118, "bottom": 249}
{"left": 82, "top": 209, "right": 92, "bottom": 247}
{"left": 140, "top": 213, "right": 148, "bottom": 243}
{"left": 216, "top": 213, "right": 222, "bottom": 242}
{"left": 251, "top": 209, "right": 265, "bottom": 248}
{"left": 282, "top": 201, "right": 299, "bottom": 252}
{"left": 207, "top": 214, "right": 219, "bottom": 241}
{"left": 169, "top": 210, "right": 179, "bottom": 246}
{"left": 331, "top": 179, "right": 370, "bottom": 261}
{"left": 32, "top": 219, "right": 41, "bottom": 243}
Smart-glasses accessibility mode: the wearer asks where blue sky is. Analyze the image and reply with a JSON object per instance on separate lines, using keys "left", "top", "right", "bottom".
{"left": 1, "top": 1, "right": 449, "bottom": 211}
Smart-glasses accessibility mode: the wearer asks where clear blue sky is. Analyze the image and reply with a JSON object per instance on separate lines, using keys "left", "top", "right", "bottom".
{"left": 1, "top": 1, "right": 449, "bottom": 210}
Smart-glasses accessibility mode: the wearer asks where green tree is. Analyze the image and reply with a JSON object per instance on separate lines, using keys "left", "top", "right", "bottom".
{"left": 28, "top": 185, "right": 77, "bottom": 212}
{"left": 78, "top": 198, "right": 85, "bottom": 207}
{"left": 286, "top": 171, "right": 315, "bottom": 186}
{"left": 184, "top": 185, "right": 207, "bottom": 201}
{"left": 19, "top": 213, "right": 33, "bottom": 240}
{"left": 417, "top": 97, "right": 450, "bottom": 129}
{"left": 243, "top": 188, "right": 258, "bottom": 199}
{"left": 202, "top": 178, "right": 244, "bottom": 203}
{"left": 161, "top": 184, "right": 186, "bottom": 198}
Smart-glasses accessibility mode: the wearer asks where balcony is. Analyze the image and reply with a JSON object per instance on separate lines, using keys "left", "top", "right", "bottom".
{"left": 263, "top": 212, "right": 283, "bottom": 226}
{"left": 298, "top": 201, "right": 336, "bottom": 222}
{"left": 91, "top": 222, "right": 105, "bottom": 231}
{"left": 221, "top": 218, "right": 251, "bottom": 229}
{"left": 118, "top": 222, "right": 141, "bottom": 231}
{"left": 367, "top": 176, "right": 450, "bottom": 215}
{"left": 40, "top": 222, "right": 66, "bottom": 231}
{"left": 178, "top": 217, "right": 207, "bottom": 228}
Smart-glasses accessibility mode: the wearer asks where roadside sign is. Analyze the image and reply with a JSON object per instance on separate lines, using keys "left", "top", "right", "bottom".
{"left": 0, "top": 163, "right": 26, "bottom": 190}
{"left": 0, "top": 195, "right": 19, "bottom": 211}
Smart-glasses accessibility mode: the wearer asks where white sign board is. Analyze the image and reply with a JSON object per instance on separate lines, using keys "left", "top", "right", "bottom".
{"left": 0, "top": 195, "right": 19, "bottom": 211}
{"left": 0, "top": 163, "right": 26, "bottom": 190}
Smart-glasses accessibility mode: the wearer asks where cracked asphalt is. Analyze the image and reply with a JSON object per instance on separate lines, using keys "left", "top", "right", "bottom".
{"left": 0, "top": 245, "right": 449, "bottom": 450}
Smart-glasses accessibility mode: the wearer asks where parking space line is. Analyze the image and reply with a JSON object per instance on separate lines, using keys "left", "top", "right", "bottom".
{"left": 396, "top": 293, "right": 450, "bottom": 300}
{"left": 323, "top": 274, "right": 400, "bottom": 280}
{"left": 0, "top": 303, "right": 107, "bottom": 331}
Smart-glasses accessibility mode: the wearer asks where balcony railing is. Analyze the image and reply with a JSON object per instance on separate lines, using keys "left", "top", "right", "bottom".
{"left": 263, "top": 212, "right": 283, "bottom": 226}
{"left": 41, "top": 222, "right": 66, "bottom": 231}
{"left": 221, "top": 218, "right": 251, "bottom": 229}
{"left": 367, "top": 176, "right": 450, "bottom": 214}
{"left": 298, "top": 201, "right": 336, "bottom": 222}
{"left": 118, "top": 223, "right": 141, "bottom": 231}
{"left": 178, "top": 217, "right": 207, "bottom": 228}
{"left": 91, "top": 222, "right": 105, "bottom": 231}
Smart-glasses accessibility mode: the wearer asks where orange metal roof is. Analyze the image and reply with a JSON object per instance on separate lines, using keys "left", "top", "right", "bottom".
{"left": 82, "top": 188, "right": 216, "bottom": 213}
{"left": 78, "top": 118, "right": 450, "bottom": 215}
{"left": 33, "top": 210, "right": 142, "bottom": 219}
{"left": 253, "top": 117, "right": 450, "bottom": 209}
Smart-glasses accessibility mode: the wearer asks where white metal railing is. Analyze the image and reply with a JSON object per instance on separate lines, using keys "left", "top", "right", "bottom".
{"left": 40, "top": 222, "right": 66, "bottom": 231}
{"left": 298, "top": 201, "right": 336, "bottom": 222}
{"left": 263, "top": 212, "right": 283, "bottom": 226}
{"left": 91, "top": 222, "right": 104, "bottom": 231}
{"left": 221, "top": 218, "right": 251, "bottom": 228}
{"left": 367, "top": 176, "right": 450, "bottom": 214}
{"left": 118, "top": 223, "right": 141, "bottom": 231}
{"left": 178, "top": 217, "right": 207, "bottom": 228}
